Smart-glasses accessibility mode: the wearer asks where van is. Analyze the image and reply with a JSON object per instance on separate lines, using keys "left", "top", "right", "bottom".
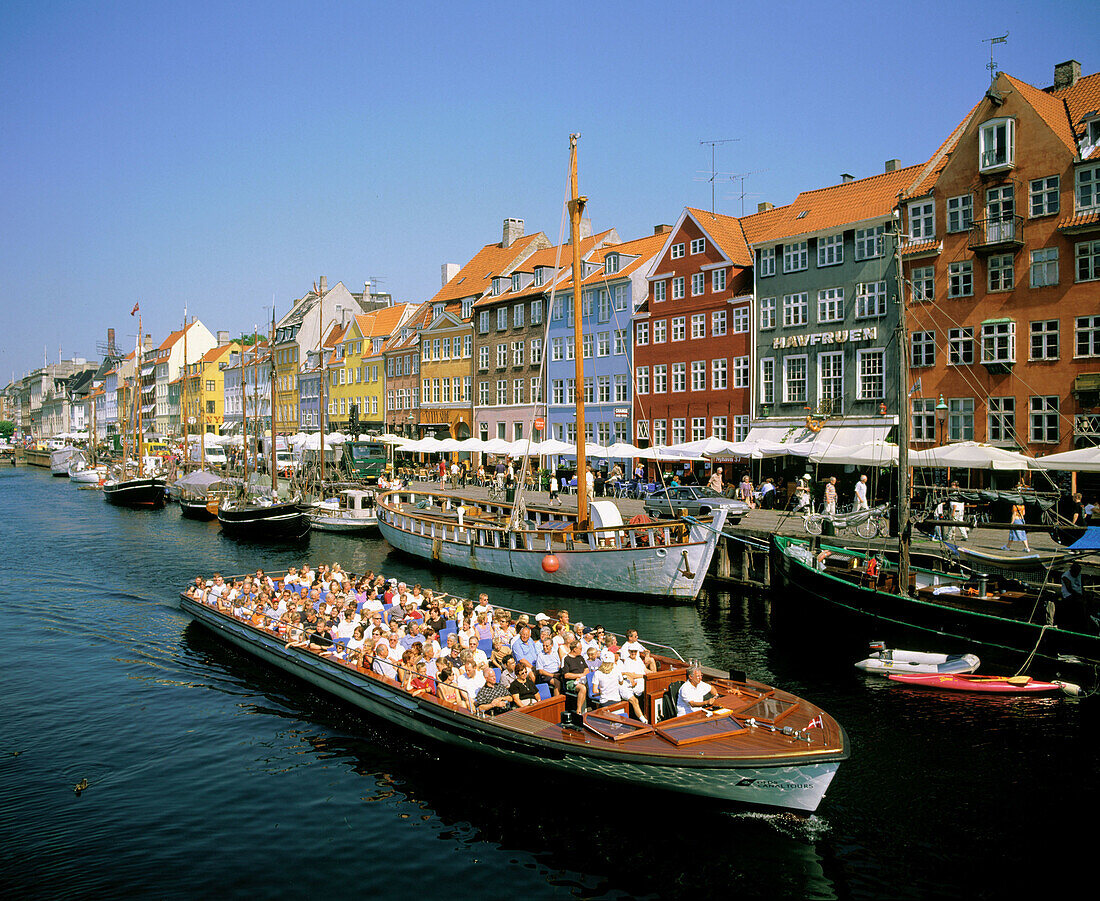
{"left": 190, "top": 443, "right": 228, "bottom": 468}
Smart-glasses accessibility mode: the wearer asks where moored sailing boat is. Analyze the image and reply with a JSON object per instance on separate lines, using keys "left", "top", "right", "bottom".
{"left": 103, "top": 308, "right": 167, "bottom": 508}
{"left": 376, "top": 136, "right": 726, "bottom": 600}
{"left": 216, "top": 327, "right": 310, "bottom": 540}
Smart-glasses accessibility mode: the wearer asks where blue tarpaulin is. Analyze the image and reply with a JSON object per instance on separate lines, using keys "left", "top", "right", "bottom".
{"left": 1068, "top": 526, "right": 1100, "bottom": 552}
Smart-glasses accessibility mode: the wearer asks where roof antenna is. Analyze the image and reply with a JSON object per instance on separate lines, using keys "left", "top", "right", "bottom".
{"left": 983, "top": 32, "right": 1008, "bottom": 86}
{"left": 697, "top": 139, "right": 739, "bottom": 215}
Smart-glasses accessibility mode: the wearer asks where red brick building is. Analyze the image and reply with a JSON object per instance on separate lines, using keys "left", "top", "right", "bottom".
{"left": 633, "top": 207, "right": 779, "bottom": 449}
{"left": 903, "top": 61, "right": 1100, "bottom": 457}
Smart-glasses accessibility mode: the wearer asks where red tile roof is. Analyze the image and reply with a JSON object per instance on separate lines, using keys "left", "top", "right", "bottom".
{"left": 430, "top": 233, "right": 550, "bottom": 306}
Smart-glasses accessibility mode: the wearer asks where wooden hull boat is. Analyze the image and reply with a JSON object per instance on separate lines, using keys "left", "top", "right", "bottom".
{"left": 178, "top": 575, "right": 848, "bottom": 812}
{"left": 309, "top": 489, "right": 379, "bottom": 533}
{"left": 179, "top": 497, "right": 217, "bottom": 520}
{"left": 887, "top": 673, "right": 1070, "bottom": 695}
{"left": 217, "top": 499, "right": 311, "bottom": 540}
{"left": 855, "top": 646, "right": 980, "bottom": 676}
{"left": 771, "top": 535, "right": 1100, "bottom": 668}
{"left": 376, "top": 488, "right": 726, "bottom": 601}
{"left": 103, "top": 477, "right": 167, "bottom": 508}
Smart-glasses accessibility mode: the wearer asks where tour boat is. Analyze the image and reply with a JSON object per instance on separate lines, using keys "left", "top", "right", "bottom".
{"left": 887, "top": 673, "right": 1073, "bottom": 695}
{"left": 376, "top": 137, "right": 726, "bottom": 601}
{"left": 855, "top": 643, "right": 980, "bottom": 676}
{"left": 309, "top": 489, "right": 379, "bottom": 533}
{"left": 178, "top": 573, "right": 849, "bottom": 812}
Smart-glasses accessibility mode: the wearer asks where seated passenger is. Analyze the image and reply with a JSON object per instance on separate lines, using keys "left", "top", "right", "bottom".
{"left": 534, "top": 635, "right": 562, "bottom": 695}
{"left": 408, "top": 659, "right": 435, "bottom": 697}
{"left": 454, "top": 655, "right": 486, "bottom": 705}
{"left": 591, "top": 651, "right": 647, "bottom": 723}
{"left": 560, "top": 640, "right": 589, "bottom": 715}
{"left": 371, "top": 640, "right": 398, "bottom": 681}
{"left": 474, "top": 666, "right": 512, "bottom": 716}
{"left": 676, "top": 664, "right": 717, "bottom": 717}
{"left": 436, "top": 666, "right": 471, "bottom": 711}
{"left": 508, "top": 662, "right": 540, "bottom": 707}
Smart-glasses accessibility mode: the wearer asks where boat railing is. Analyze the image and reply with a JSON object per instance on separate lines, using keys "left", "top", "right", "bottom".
{"left": 376, "top": 488, "right": 700, "bottom": 552}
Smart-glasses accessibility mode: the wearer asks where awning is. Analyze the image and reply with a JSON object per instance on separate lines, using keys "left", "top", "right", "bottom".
{"left": 708, "top": 423, "right": 894, "bottom": 460}
{"left": 1034, "top": 446, "right": 1100, "bottom": 472}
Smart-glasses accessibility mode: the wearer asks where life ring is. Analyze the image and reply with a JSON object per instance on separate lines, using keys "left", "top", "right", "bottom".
{"left": 805, "top": 416, "right": 824, "bottom": 433}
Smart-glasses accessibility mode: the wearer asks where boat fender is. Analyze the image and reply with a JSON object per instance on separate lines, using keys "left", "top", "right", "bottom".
{"left": 1055, "top": 680, "right": 1081, "bottom": 697}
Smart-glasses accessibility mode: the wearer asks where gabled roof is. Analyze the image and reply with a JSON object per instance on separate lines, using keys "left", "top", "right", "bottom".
{"left": 200, "top": 343, "right": 236, "bottom": 365}
{"left": 507, "top": 229, "right": 620, "bottom": 295}
{"left": 382, "top": 302, "right": 433, "bottom": 354}
{"left": 157, "top": 319, "right": 202, "bottom": 352}
{"left": 761, "top": 164, "right": 925, "bottom": 242}
{"left": 905, "top": 103, "right": 978, "bottom": 198}
{"left": 351, "top": 302, "right": 413, "bottom": 340}
{"left": 1051, "top": 70, "right": 1100, "bottom": 159}
{"left": 1003, "top": 73, "right": 1079, "bottom": 155}
{"left": 430, "top": 232, "right": 550, "bottom": 306}
{"left": 564, "top": 231, "right": 667, "bottom": 289}
{"left": 682, "top": 208, "right": 754, "bottom": 267}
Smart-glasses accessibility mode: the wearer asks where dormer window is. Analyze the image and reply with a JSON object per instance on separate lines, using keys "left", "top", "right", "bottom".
{"left": 491, "top": 277, "right": 503, "bottom": 296}
{"left": 979, "top": 117, "right": 1016, "bottom": 172}
{"left": 433, "top": 303, "right": 444, "bottom": 319}
{"left": 461, "top": 298, "right": 473, "bottom": 319}
{"left": 511, "top": 273, "right": 522, "bottom": 292}
{"left": 604, "top": 253, "right": 620, "bottom": 274}
{"left": 533, "top": 268, "right": 544, "bottom": 287}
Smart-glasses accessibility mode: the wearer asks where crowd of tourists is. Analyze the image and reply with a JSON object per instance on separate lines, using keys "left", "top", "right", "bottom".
{"left": 184, "top": 564, "right": 706, "bottom": 722}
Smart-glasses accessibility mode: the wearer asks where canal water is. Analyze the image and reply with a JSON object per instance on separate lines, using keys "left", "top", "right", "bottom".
{"left": 1, "top": 465, "right": 1096, "bottom": 899}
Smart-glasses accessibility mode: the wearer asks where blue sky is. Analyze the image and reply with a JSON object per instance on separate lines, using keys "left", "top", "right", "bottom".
{"left": 1, "top": 0, "right": 1095, "bottom": 380}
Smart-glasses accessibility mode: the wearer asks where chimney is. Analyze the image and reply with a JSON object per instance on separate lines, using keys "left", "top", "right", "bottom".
{"left": 319, "top": 275, "right": 328, "bottom": 294}
{"left": 567, "top": 217, "right": 593, "bottom": 243}
{"left": 841, "top": 173, "right": 855, "bottom": 183}
{"left": 107, "top": 328, "right": 117, "bottom": 355}
{"left": 885, "top": 159, "right": 901, "bottom": 173}
{"left": 441, "top": 263, "right": 460, "bottom": 287}
{"left": 757, "top": 202, "right": 774, "bottom": 213}
{"left": 217, "top": 330, "right": 230, "bottom": 346}
{"left": 363, "top": 280, "right": 371, "bottom": 300}
{"left": 502, "top": 218, "right": 525, "bottom": 248}
{"left": 1054, "top": 59, "right": 1081, "bottom": 89}
{"left": 653, "top": 224, "right": 673, "bottom": 235}
{"left": 144, "top": 334, "right": 152, "bottom": 351}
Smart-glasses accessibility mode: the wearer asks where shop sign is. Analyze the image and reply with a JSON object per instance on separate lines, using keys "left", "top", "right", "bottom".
{"left": 772, "top": 326, "right": 877, "bottom": 350}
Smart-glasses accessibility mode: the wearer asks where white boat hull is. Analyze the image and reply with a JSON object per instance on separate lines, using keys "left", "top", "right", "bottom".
{"left": 376, "top": 504, "right": 725, "bottom": 600}
{"left": 310, "top": 513, "right": 378, "bottom": 533}
{"left": 855, "top": 650, "right": 981, "bottom": 675}
{"left": 181, "top": 595, "right": 840, "bottom": 811}
{"left": 69, "top": 467, "right": 104, "bottom": 484}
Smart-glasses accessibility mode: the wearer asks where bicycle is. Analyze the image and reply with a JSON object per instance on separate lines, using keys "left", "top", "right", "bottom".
{"left": 803, "top": 504, "right": 890, "bottom": 539}
{"left": 486, "top": 481, "right": 506, "bottom": 502}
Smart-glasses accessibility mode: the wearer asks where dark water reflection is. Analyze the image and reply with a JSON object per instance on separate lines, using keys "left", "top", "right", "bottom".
{"left": 1, "top": 466, "right": 1096, "bottom": 899}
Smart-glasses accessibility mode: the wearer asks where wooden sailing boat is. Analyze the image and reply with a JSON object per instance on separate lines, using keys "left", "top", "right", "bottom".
{"left": 103, "top": 309, "right": 167, "bottom": 507}
{"left": 375, "top": 136, "right": 727, "bottom": 600}
{"left": 217, "top": 321, "right": 310, "bottom": 540}
{"left": 769, "top": 209, "right": 1100, "bottom": 668}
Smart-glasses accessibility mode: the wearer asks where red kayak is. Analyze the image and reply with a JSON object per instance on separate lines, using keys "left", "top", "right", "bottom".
{"left": 887, "top": 673, "right": 1069, "bottom": 695}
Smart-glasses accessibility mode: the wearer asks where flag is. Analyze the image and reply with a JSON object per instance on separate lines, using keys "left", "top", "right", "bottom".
{"left": 806, "top": 715, "right": 823, "bottom": 730}
{"left": 131, "top": 303, "right": 139, "bottom": 316}
{"left": 908, "top": 377, "right": 922, "bottom": 397}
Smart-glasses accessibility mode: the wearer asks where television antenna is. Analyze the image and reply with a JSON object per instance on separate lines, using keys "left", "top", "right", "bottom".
{"left": 727, "top": 169, "right": 769, "bottom": 216}
{"left": 697, "top": 139, "right": 739, "bottom": 214}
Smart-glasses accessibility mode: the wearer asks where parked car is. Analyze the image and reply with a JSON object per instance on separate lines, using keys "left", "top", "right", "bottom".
{"left": 643, "top": 486, "right": 750, "bottom": 523}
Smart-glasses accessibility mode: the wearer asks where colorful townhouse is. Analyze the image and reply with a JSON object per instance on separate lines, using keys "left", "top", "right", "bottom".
{"left": 633, "top": 207, "right": 772, "bottom": 449}
{"left": 903, "top": 60, "right": 1100, "bottom": 456}
{"left": 748, "top": 164, "right": 933, "bottom": 448}
{"left": 326, "top": 303, "right": 414, "bottom": 434}
{"left": 477, "top": 233, "right": 610, "bottom": 444}
{"left": 547, "top": 230, "right": 664, "bottom": 447}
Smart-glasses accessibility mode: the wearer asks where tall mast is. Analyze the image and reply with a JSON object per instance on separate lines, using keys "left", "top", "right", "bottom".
{"left": 181, "top": 310, "right": 188, "bottom": 461}
{"left": 568, "top": 134, "right": 589, "bottom": 529}
{"left": 241, "top": 340, "right": 250, "bottom": 485}
{"left": 135, "top": 313, "right": 144, "bottom": 464}
{"left": 893, "top": 200, "right": 911, "bottom": 592}
{"left": 319, "top": 284, "right": 326, "bottom": 485}
{"left": 269, "top": 308, "right": 277, "bottom": 494}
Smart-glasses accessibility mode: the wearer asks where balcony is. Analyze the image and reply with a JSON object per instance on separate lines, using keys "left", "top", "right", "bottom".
{"left": 967, "top": 216, "right": 1024, "bottom": 253}
{"left": 1075, "top": 414, "right": 1100, "bottom": 444}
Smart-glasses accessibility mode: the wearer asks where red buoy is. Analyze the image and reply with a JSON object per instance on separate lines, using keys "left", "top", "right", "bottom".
{"left": 542, "top": 554, "right": 559, "bottom": 573}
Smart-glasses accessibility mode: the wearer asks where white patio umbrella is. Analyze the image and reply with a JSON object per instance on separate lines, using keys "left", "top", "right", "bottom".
{"left": 604, "top": 441, "right": 643, "bottom": 458}
{"left": 637, "top": 445, "right": 703, "bottom": 461}
{"left": 376, "top": 433, "right": 406, "bottom": 444}
{"left": 480, "top": 438, "right": 513, "bottom": 454}
{"left": 909, "top": 441, "right": 1035, "bottom": 470}
{"left": 506, "top": 437, "right": 541, "bottom": 456}
{"left": 809, "top": 441, "right": 899, "bottom": 467}
{"left": 669, "top": 437, "right": 740, "bottom": 456}
{"left": 533, "top": 438, "right": 575, "bottom": 455}
{"left": 1032, "top": 446, "right": 1100, "bottom": 473}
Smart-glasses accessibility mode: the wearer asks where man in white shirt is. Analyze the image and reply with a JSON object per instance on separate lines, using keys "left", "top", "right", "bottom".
{"left": 676, "top": 665, "right": 717, "bottom": 717}
{"left": 454, "top": 658, "right": 486, "bottom": 706}
{"left": 854, "top": 475, "right": 869, "bottom": 511}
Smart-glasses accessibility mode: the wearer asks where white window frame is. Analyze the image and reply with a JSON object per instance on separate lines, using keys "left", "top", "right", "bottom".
{"left": 908, "top": 199, "right": 935, "bottom": 240}
{"left": 1029, "top": 395, "right": 1059, "bottom": 443}
{"left": 948, "top": 261, "right": 973, "bottom": 298}
{"left": 712, "top": 268, "right": 726, "bottom": 292}
{"left": 946, "top": 194, "right": 973, "bottom": 233}
{"left": 980, "top": 321, "right": 1016, "bottom": 364}
{"left": 988, "top": 254, "right": 1015, "bottom": 292}
{"left": 979, "top": 117, "right": 1016, "bottom": 172}
{"left": 783, "top": 355, "right": 808, "bottom": 404}
{"left": 816, "top": 234, "right": 843, "bottom": 267}
{"left": 783, "top": 293, "right": 808, "bottom": 327}
{"left": 759, "top": 246, "right": 776, "bottom": 277}
{"left": 760, "top": 297, "right": 776, "bottom": 330}
{"left": 783, "top": 241, "right": 808, "bottom": 272}
{"left": 856, "top": 348, "right": 885, "bottom": 400}
{"left": 1029, "top": 319, "right": 1059, "bottom": 361}
{"left": 817, "top": 287, "right": 844, "bottom": 323}
{"left": 1029, "top": 175, "right": 1059, "bottom": 218}
{"left": 1030, "top": 248, "right": 1059, "bottom": 288}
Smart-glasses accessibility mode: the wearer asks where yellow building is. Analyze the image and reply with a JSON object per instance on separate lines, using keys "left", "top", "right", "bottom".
{"left": 328, "top": 305, "right": 413, "bottom": 433}
{"left": 181, "top": 342, "right": 238, "bottom": 434}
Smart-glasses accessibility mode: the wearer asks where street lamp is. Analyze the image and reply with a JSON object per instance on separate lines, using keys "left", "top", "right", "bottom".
{"left": 935, "top": 394, "right": 949, "bottom": 446}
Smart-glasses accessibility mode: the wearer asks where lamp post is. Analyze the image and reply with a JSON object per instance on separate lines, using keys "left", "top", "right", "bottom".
{"left": 935, "top": 394, "right": 949, "bottom": 446}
